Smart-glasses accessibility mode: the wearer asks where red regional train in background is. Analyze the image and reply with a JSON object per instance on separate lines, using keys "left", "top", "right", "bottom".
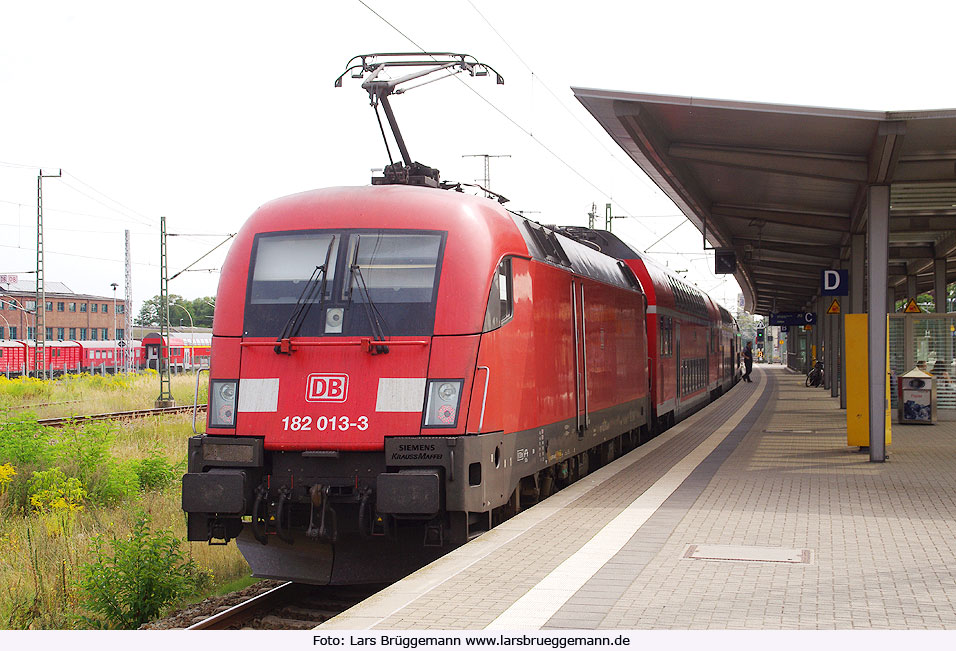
{"left": 0, "top": 333, "right": 211, "bottom": 377}
{"left": 181, "top": 184, "right": 740, "bottom": 585}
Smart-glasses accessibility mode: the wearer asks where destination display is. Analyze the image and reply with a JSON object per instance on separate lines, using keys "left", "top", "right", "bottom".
{"left": 769, "top": 312, "right": 816, "bottom": 326}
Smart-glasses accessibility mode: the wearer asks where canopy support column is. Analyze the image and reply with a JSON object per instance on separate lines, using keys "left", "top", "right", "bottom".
{"left": 867, "top": 186, "right": 889, "bottom": 463}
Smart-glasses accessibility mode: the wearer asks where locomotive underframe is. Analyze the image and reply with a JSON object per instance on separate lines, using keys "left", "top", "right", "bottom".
{"left": 183, "top": 398, "right": 648, "bottom": 584}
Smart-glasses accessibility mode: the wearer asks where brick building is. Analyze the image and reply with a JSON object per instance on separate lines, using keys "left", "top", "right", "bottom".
{"left": 0, "top": 280, "right": 128, "bottom": 341}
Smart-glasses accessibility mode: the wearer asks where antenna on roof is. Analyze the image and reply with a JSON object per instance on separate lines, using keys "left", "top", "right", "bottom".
{"left": 335, "top": 52, "right": 504, "bottom": 187}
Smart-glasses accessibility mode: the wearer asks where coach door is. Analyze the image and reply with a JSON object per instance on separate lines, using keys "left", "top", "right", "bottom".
{"left": 146, "top": 342, "right": 160, "bottom": 370}
{"left": 572, "top": 279, "right": 589, "bottom": 437}
{"left": 674, "top": 321, "right": 682, "bottom": 413}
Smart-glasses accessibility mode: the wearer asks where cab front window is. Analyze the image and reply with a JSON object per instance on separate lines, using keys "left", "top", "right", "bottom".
{"left": 243, "top": 229, "right": 445, "bottom": 338}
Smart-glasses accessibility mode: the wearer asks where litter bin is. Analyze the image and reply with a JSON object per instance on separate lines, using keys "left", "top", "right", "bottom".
{"left": 897, "top": 367, "right": 936, "bottom": 424}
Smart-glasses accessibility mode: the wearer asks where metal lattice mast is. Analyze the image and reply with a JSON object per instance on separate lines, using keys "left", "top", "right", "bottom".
{"left": 124, "top": 229, "right": 134, "bottom": 374}
{"left": 462, "top": 154, "right": 510, "bottom": 197}
{"left": 36, "top": 169, "right": 61, "bottom": 379}
{"left": 156, "top": 216, "right": 174, "bottom": 406}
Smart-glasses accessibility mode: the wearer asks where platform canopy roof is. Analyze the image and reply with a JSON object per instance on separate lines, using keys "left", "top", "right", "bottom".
{"left": 573, "top": 88, "right": 956, "bottom": 314}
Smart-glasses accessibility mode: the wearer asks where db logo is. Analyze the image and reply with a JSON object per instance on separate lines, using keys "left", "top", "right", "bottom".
{"left": 306, "top": 374, "right": 349, "bottom": 402}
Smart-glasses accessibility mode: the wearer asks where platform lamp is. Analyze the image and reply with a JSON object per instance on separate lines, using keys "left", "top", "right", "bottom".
{"left": 111, "top": 282, "right": 118, "bottom": 371}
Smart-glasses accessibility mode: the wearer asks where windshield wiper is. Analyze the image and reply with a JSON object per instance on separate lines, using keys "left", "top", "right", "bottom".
{"left": 275, "top": 236, "right": 336, "bottom": 355}
{"left": 347, "top": 236, "right": 390, "bottom": 355}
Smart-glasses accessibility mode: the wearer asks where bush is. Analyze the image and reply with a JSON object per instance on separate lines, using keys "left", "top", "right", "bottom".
{"left": 133, "top": 454, "right": 179, "bottom": 492}
{"left": 78, "top": 511, "right": 211, "bottom": 629}
{"left": 49, "top": 421, "right": 114, "bottom": 485}
{"left": 0, "top": 377, "right": 52, "bottom": 400}
{"left": 0, "top": 413, "right": 54, "bottom": 468}
{"left": 88, "top": 461, "right": 140, "bottom": 506}
{"left": 27, "top": 468, "right": 87, "bottom": 536}
{"left": 27, "top": 468, "right": 86, "bottom": 513}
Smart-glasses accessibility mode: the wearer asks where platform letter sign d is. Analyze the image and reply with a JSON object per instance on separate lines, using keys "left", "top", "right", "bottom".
{"left": 821, "top": 269, "right": 848, "bottom": 296}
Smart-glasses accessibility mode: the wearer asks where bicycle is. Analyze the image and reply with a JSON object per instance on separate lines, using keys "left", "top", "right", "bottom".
{"left": 806, "top": 359, "right": 824, "bottom": 387}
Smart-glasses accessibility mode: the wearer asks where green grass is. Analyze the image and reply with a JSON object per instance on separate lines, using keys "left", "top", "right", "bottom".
{"left": 0, "top": 371, "right": 248, "bottom": 629}
{"left": 0, "top": 371, "right": 208, "bottom": 419}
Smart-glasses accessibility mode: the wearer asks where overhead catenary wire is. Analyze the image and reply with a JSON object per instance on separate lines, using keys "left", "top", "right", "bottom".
{"left": 354, "top": 1, "right": 685, "bottom": 251}
{"left": 169, "top": 234, "right": 236, "bottom": 281}
{"left": 463, "top": 0, "right": 662, "bottom": 198}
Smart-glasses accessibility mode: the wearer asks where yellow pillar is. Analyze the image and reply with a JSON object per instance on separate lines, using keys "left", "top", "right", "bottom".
{"left": 845, "top": 313, "right": 891, "bottom": 447}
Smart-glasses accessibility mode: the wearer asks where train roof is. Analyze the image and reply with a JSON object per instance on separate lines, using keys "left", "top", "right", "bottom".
{"left": 553, "top": 226, "right": 737, "bottom": 320}
{"left": 142, "top": 332, "right": 211, "bottom": 345}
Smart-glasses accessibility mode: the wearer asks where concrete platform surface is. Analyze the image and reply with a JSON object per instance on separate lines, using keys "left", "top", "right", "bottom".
{"left": 320, "top": 365, "right": 956, "bottom": 630}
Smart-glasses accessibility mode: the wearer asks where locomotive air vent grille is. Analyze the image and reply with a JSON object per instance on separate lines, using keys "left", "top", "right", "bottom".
{"left": 682, "top": 544, "right": 813, "bottom": 564}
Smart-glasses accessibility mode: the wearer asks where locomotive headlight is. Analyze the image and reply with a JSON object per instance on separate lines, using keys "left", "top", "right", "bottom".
{"left": 219, "top": 383, "right": 235, "bottom": 401}
{"left": 438, "top": 382, "right": 458, "bottom": 401}
{"left": 209, "top": 379, "right": 238, "bottom": 428}
{"left": 423, "top": 379, "right": 463, "bottom": 428}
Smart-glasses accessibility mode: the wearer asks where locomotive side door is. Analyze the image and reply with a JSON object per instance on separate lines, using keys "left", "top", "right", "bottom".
{"left": 571, "top": 279, "right": 588, "bottom": 437}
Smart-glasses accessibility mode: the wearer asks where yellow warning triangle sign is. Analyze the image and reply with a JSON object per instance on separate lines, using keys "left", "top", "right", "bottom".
{"left": 827, "top": 299, "right": 841, "bottom": 315}
{"left": 904, "top": 298, "right": 922, "bottom": 313}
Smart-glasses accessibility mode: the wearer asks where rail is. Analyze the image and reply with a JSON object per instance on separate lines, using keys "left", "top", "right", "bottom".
{"left": 186, "top": 581, "right": 297, "bottom": 630}
{"left": 36, "top": 404, "right": 207, "bottom": 428}
{"left": 184, "top": 581, "right": 383, "bottom": 630}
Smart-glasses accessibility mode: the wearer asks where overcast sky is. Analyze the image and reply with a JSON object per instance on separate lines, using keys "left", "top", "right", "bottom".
{"left": 3, "top": 0, "right": 955, "bottom": 317}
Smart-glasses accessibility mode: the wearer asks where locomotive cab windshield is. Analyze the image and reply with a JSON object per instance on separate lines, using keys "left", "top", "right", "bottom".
{"left": 243, "top": 229, "right": 446, "bottom": 338}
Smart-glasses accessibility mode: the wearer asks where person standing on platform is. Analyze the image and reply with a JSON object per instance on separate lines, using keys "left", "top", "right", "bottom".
{"left": 743, "top": 341, "right": 754, "bottom": 383}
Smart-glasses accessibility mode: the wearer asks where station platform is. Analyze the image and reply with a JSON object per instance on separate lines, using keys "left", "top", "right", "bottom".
{"left": 321, "top": 365, "right": 956, "bottom": 630}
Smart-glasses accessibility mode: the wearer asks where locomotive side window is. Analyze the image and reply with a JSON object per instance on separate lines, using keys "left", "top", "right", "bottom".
{"left": 483, "top": 258, "right": 513, "bottom": 332}
{"left": 250, "top": 233, "right": 338, "bottom": 304}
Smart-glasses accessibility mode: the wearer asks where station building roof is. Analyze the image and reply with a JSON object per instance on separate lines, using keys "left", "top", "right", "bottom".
{"left": 572, "top": 88, "right": 956, "bottom": 314}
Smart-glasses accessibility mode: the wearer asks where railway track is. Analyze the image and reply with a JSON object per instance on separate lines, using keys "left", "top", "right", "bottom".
{"left": 186, "top": 582, "right": 385, "bottom": 630}
{"left": 36, "top": 404, "right": 207, "bottom": 427}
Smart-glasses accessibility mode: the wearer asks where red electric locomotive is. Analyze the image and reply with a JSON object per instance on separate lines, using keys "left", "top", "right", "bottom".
{"left": 182, "top": 185, "right": 651, "bottom": 584}
{"left": 181, "top": 52, "right": 739, "bottom": 586}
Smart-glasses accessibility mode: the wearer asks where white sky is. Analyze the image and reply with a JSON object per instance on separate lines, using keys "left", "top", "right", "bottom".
{"left": 2, "top": 0, "right": 955, "bottom": 317}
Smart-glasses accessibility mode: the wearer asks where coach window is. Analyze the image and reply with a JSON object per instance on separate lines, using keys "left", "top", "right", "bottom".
{"left": 483, "top": 257, "right": 513, "bottom": 332}
{"left": 660, "top": 316, "right": 673, "bottom": 357}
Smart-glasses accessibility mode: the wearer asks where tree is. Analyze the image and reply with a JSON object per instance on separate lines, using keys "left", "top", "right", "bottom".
{"left": 134, "top": 294, "right": 215, "bottom": 328}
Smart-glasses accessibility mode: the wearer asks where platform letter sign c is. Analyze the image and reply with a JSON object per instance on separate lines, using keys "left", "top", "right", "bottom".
{"left": 821, "top": 269, "right": 848, "bottom": 296}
